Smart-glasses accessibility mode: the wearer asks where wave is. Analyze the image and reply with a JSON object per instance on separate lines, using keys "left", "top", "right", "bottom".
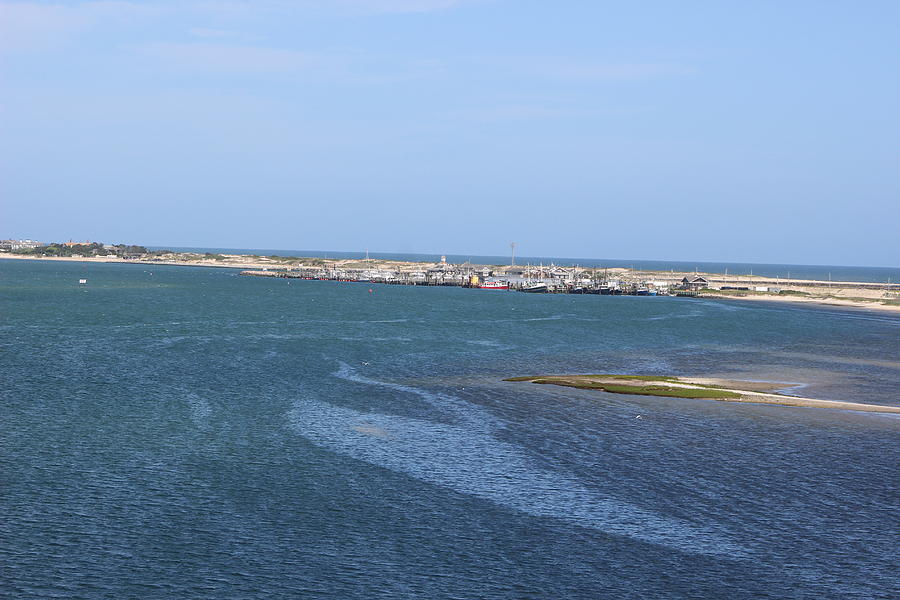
{"left": 187, "top": 394, "right": 212, "bottom": 425}
{"left": 465, "top": 339, "right": 513, "bottom": 350}
{"left": 286, "top": 364, "right": 749, "bottom": 558}
{"left": 331, "top": 362, "right": 495, "bottom": 431}
{"left": 523, "top": 314, "right": 572, "bottom": 322}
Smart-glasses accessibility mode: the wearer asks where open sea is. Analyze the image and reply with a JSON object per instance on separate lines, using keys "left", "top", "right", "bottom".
{"left": 2, "top": 258, "right": 898, "bottom": 599}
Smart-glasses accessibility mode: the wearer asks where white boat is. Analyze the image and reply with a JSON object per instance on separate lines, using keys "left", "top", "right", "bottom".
{"left": 78, "top": 279, "right": 87, "bottom": 284}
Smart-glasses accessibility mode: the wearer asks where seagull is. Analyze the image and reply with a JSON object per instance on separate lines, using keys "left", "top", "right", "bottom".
{"left": 362, "top": 362, "right": 370, "bottom": 366}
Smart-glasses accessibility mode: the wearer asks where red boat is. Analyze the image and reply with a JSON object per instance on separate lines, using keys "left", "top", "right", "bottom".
{"left": 479, "top": 280, "right": 509, "bottom": 290}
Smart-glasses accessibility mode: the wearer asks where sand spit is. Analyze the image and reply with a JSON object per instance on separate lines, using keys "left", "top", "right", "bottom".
{"left": 702, "top": 292, "right": 900, "bottom": 314}
{"left": 4, "top": 253, "right": 899, "bottom": 313}
{"left": 505, "top": 375, "right": 900, "bottom": 414}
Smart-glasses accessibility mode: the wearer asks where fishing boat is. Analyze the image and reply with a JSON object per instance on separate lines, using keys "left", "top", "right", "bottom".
{"left": 479, "top": 280, "right": 509, "bottom": 290}
{"left": 635, "top": 287, "right": 659, "bottom": 296}
{"left": 521, "top": 282, "right": 549, "bottom": 293}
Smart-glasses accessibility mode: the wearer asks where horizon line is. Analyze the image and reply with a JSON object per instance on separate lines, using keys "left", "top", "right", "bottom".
{"left": 142, "top": 244, "right": 899, "bottom": 271}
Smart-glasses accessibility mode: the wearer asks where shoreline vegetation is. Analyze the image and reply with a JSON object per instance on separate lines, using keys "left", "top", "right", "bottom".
{"left": 3, "top": 247, "right": 899, "bottom": 313}
{"left": 504, "top": 375, "right": 900, "bottom": 414}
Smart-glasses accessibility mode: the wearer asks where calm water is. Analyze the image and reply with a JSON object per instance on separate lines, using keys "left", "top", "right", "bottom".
{"left": 2, "top": 259, "right": 898, "bottom": 599}
{"left": 156, "top": 246, "right": 900, "bottom": 283}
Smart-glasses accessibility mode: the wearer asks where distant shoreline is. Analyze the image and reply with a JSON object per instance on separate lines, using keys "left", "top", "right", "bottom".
{"left": 4, "top": 253, "right": 899, "bottom": 313}
{"left": 1, "top": 253, "right": 259, "bottom": 269}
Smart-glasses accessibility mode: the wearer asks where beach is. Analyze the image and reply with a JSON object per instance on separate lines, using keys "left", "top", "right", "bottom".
{"left": 700, "top": 291, "right": 900, "bottom": 313}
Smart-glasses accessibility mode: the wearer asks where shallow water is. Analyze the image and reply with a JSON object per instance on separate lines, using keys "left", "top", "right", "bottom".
{"left": 2, "top": 259, "right": 898, "bottom": 599}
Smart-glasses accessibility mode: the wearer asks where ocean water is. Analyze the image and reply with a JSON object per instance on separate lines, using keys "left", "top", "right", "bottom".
{"left": 1, "top": 258, "right": 898, "bottom": 599}
{"left": 154, "top": 246, "right": 900, "bottom": 283}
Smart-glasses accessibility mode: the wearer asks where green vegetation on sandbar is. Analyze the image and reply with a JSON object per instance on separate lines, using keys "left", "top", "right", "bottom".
{"left": 587, "top": 384, "right": 740, "bottom": 399}
{"left": 504, "top": 375, "right": 742, "bottom": 399}
{"left": 503, "top": 374, "right": 900, "bottom": 413}
{"left": 504, "top": 374, "right": 680, "bottom": 382}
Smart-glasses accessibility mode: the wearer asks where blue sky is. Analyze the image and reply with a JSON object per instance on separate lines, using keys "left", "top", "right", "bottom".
{"left": 2, "top": 1, "right": 898, "bottom": 266}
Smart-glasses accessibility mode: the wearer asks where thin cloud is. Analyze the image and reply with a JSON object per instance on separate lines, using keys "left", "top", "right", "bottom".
{"left": 444, "top": 102, "right": 641, "bottom": 123}
{"left": 0, "top": 1, "right": 166, "bottom": 53}
{"left": 209, "top": 0, "right": 476, "bottom": 15}
{"left": 137, "top": 42, "right": 312, "bottom": 71}
{"left": 473, "top": 55, "right": 698, "bottom": 83}
{"left": 188, "top": 27, "right": 244, "bottom": 39}
{"left": 180, "top": 0, "right": 476, "bottom": 17}
{"left": 558, "top": 62, "right": 697, "bottom": 81}
{"left": 327, "top": 0, "right": 475, "bottom": 14}
{"left": 0, "top": 2, "right": 89, "bottom": 52}
{"left": 0, "top": 0, "right": 476, "bottom": 54}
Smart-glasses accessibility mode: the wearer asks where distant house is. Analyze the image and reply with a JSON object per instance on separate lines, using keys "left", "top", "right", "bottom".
{"left": 680, "top": 276, "right": 710, "bottom": 290}
{"left": 1, "top": 239, "right": 44, "bottom": 251}
{"left": 548, "top": 267, "right": 571, "bottom": 280}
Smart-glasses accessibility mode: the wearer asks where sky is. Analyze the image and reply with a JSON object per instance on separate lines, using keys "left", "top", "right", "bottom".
{"left": 1, "top": 1, "right": 898, "bottom": 266}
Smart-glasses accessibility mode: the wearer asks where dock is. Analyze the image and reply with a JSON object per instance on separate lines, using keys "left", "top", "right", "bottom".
{"left": 238, "top": 260, "right": 900, "bottom": 302}
{"left": 241, "top": 266, "right": 714, "bottom": 297}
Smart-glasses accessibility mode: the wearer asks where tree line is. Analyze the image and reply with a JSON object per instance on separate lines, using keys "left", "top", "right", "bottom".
{"left": 18, "top": 243, "right": 152, "bottom": 257}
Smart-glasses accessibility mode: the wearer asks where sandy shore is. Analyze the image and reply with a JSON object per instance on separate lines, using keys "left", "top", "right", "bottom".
{"left": 0, "top": 253, "right": 447, "bottom": 273}
{"left": 0, "top": 254, "right": 271, "bottom": 270}
{"left": 715, "top": 391, "right": 900, "bottom": 413}
{"left": 701, "top": 292, "right": 900, "bottom": 314}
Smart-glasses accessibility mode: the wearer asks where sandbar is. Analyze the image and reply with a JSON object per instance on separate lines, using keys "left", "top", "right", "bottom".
{"left": 505, "top": 375, "right": 900, "bottom": 414}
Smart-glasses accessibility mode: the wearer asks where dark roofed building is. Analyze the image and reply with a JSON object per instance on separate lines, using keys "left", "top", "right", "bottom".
{"left": 680, "top": 276, "right": 710, "bottom": 290}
